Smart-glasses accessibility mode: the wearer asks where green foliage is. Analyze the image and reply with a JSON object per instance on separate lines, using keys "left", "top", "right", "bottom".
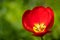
{"left": 0, "top": 0, "right": 60, "bottom": 40}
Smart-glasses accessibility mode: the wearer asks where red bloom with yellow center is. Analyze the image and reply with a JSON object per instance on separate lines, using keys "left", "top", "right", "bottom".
{"left": 22, "top": 6, "right": 54, "bottom": 37}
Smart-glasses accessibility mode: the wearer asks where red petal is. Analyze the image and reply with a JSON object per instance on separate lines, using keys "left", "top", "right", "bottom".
{"left": 22, "top": 10, "right": 34, "bottom": 32}
{"left": 31, "top": 6, "right": 52, "bottom": 27}
{"left": 45, "top": 7, "right": 54, "bottom": 30}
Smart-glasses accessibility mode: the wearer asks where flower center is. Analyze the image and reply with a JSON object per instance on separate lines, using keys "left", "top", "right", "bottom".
{"left": 33, "top": 23, "right": 46, "bottom": 33}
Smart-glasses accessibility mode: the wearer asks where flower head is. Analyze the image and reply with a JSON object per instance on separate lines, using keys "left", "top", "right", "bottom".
{"left": 22, "top": 6, "right": 54, "bottom": 37}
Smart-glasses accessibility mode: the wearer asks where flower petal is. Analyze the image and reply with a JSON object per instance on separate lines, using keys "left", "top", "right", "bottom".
{"left": 22, "top": 10, "right": 34, "bottom": 32}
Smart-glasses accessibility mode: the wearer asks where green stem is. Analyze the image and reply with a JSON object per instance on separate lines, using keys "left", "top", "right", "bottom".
{"left": 41, "top": 37, "right": 43, "bottom": 40}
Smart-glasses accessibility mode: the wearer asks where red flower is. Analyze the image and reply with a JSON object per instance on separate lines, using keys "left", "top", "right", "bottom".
{"left": 22, "top": 6, "right": 54, "bottom": 37}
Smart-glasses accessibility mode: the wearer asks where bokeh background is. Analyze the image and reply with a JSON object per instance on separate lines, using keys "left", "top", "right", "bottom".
{"left": 0, "top": 0, "right": 60, "bottom": 40}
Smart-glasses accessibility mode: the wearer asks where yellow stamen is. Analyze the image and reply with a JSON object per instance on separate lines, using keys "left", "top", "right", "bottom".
{"left": 33, "top": 23, "right": 46, "bottom": 33}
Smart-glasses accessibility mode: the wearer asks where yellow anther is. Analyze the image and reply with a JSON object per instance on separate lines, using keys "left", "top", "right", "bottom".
{"left": 33, "top": 23, "right": 46, "bottom": 33}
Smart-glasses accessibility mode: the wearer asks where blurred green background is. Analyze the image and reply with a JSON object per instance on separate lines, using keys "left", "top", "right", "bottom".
{"left": 0, "top": 0, "right": 60, "bottom": 40}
